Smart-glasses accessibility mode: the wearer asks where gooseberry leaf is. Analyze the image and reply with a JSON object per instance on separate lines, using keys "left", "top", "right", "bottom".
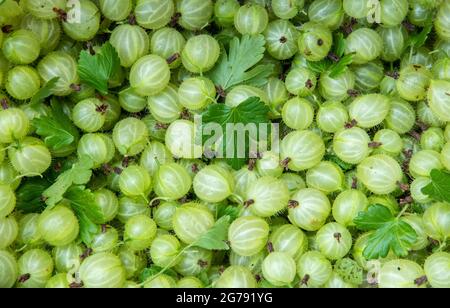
{"left": 193, "top": 215, "right": 231, "bottom": 250}
{"left": 29, "top": 77, "right": 59, "bottom": 107}
{"left": 421, "top": 169, "right": 450, "bottom": 203}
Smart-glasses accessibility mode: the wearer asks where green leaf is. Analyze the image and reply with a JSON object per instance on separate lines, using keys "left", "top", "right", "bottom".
{"left": 421, "top": 169, "right": 450, "bottom": 203}
{"left": 15, "top": 178, "right": 51, "bottom": 214}
{"left": 407, "top": 20, "right": 433, "bottom": 49}
{"left": 42, "top": 155, "right": 94, "bottom": 207}
{"left": 77, "top": 42, "right": 120, "bottom": 94}
{"left": 324, "top": 154, "right": 354, "bottom": 171}
{"left": 354, "top": 205, "right": 417, "bottom": 259}
{"left": 217, "top": 204, "right": 241, "bottom": 221}
{"left": 334, "top": 33, "right": 346, "bottom": 57}
{"left": 306, "top": 59, "right": 332, "bottom": 74}
{"left": 139, "top": 266, "right": 178, "bottom": 283}
{"left": 328, "top": 54, "right": 354, "bottom": 78}
{"left": 29, "top": 77, "right": 59, "bottom": 107}
{"left": 193, "top": 216, "right": 231, "bottom": 250}
{"left": 202, "top": 97, "right": 271, "bottom": 170}
{"left": 65, "top": 186, "right": 105, "bottom": 246}
{"left": 207, "top": 35, "right": 272, "bottom": 91}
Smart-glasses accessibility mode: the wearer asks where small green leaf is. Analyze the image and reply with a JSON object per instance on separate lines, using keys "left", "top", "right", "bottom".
{"left": 140, "top": 266, "right": 178, "bottom": 283}
{"left": 15, "top": 178, "right": 51, "bottom": 214}
{"left": 421, "top": 169, "right": 450, "bottom": 203}
{"left": 193, "top": 216, "right": 231, "bottom": 250}
{"left": 324, "top": 154, "right": 354, "bottom": 171}
{"left": 354, "top": 204, "right": 394, "bottom": 231}
{"left": 77, "top": 42, "right": 120, "bottom": 94}
{"left": 29, "top": 77, "right": 59, "bottom": 107}
{"left": 407, "top": 19, "right": 433, "bottom": 49}
{"left": 217, "top": 204, "right": 241, "bottom": 221}
{"left": 42, "top": 155, "right": 94, "bottom": 207}
{"left": 328, "top": 54, "right": 354, "bottom": 78}
{"left": 306, "top": 59, "right": 332, "bottom": 74}
{"left": 334, "top": 33, "right": 346, "bottom": 57}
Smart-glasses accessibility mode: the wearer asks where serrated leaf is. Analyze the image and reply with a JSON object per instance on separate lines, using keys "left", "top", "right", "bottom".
{"left": 193, "top": 216, "right": 231, "bottom": 250}
{"left": 407, "top": 19, "right": 433, "bottom": 49}
{"left": 354, "top": 204, "right": 394, "bottom": 230}
{"left": 77, "top": 42, "right": 120, "bottom": 94}
{"left": 334, "top": 33, "right": 346, "bottom": 57}
{"left": 328, "top": 54, "right": 354, "bottom": 78}
{"left": 421, "top": 169, "right": 450, "bottom": 203}
{"left": 208, "top": 35, "right": 271, "bottom": 91}
{"left": 42, "top": 155, "right": 94, "bottom": 207}
{"left": 29, "top": 77, "right": 59, "bottom": 107}
{"left": 217, "top": 204, "right": 241, "bottom": 221}
{"left": 306, "top": 59, "right": 332, "bottom": 74}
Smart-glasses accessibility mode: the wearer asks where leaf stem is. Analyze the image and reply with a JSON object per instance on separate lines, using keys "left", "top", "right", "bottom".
{"left": 396, "top": 204, "right": 410, "bottom": 219}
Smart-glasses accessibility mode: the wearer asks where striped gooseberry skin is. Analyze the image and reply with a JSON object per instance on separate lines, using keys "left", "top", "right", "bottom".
{"left": 228, "top": 216, "right": 269, "bottom": 257}
{"left": 348, "top": 94, "right": 391, "bottom": 128}
{"left": 113, "top": 117, "right": 149, "bottom": 156}
{"left": 20, "top": 14, "right": 61, "bottom": 55}
{"left": 151, "top": 27, "right": 186, "bottom": 68}
{"left": 37, "top": 51, "right": 80, "bottom": 96}
{"left": 280, "top": 173, "right": 306, "bottom": 195}
{"left": 62, "top": 0, "right": 100, "bottom": 41}
{"left": 296, "top": 251, "right": 332, "bottom": 288}
{"left": 384, "top": 98, "right": 416, "bottom": 134}
{"left": 319, "top": 69, "right": 355, "bottom": 101}
{"left": 119, "top": 165, "right": 152, "bottom": 197}
{"left": 400, "top": 46, "right": 433, "bottom": 69}
{"left": 306, "top": 161, "right": 344, "bottom": 194}
{"left": 79, "top": 252, "right": 126, "bottom": 288}
{"left": 245, "top": 176, "right": 289, "bottom": 218}
{"left": 345, "top": 28, "right": 383, "bottom": 64}
{"left": 432, "top": 58, "right": 450, "bottom": 81}
{"left": 6, "top": 65, "right": 41, "bottom": 99}
{"left": 234, "top": 3, "right": 269, "bottom": 35}
{"left": 149, "top": 234, "right": 181, "bottom": 267}
{"left": 124, "top": 215, "right": 157, "bottom": 251}
{"left": 0, "top": 216, "right": 18, "bottom": 249}
{"left": 17, "top": 249, "right": 54, "bottom": 288}
{"left": 2, "top": 29, "right": 40, "bottom": 64}
{"left": 422, "top": 203, "right": 450, "bottom": 242}
{"left": 396, "top": 65, "right": 433, "bottom": 102}
{"left": 264, "top": 77, "right": 289, "bottom": 112}
{"left": 77, "top": 133, "right": 115, "bottom": 168}
{"left": 424, "top": 252, "right": 450, "bottom": 288}
{"left": 193, "top": 165, "right": 234, "bottom": 203}
{"left": 256, "top": 151, "right": 283, "bottom": 178}
{"left": 427, "top": 79, "right": 450, "bottom": 122}
{"left": 332, "top": 189, "right": 368, "bottom": 226}
{"left": 317, "top": 101, "right": 349, "bottom": 133}
{"left": 409, "top": 150, "right": 443, "bottom": 178}
{"left": 214, "top": 265, "right": 258, "bottom": 288}
{"left": 117, "top": 196, "right": 150, "bottom": 223}
{"left": 8, "top": 137, "right": 51, "bottom": 176}
{"left": 378, "top": 259, "right": 425, "bottom": 288}
{"left": 37, "top": 205, "right": 79, "bottom": 247}
{"left": 214, "top": 0, "right": 240, "bottom": 27}
{"left": 420, "top": 127, "right": 445, "bottom": 152}
{"left": 143, "top": 274, "right": 177, "bottom": 288}
{"left": 308, "top": 0, "right": 344, "bottom": 30}
{"left": 271, "top": 0, "right": 304, "bottom": 20}
{"left": 380, "top": 75, "right": 399, "bottom": 96}
{"left": 118, "top": 87, "right": 147, "bottom": 113}
{"left": 0, "top": 250, "right": 18, "bottom": 288}
{"left": 24, "top": 0, "right": 66, "bottom": 19}
{"left": 400, "top": 215, "right": 428, "bottom": 251}
{"left": 379, "top": 0, "right": 409, "bottom": 27}
{"left": 140, "top": 141, "right": 174, "bottom": 176}
{"left": 173, "top": 204, "right": 215, "bottom": 244}
{"left": 353, "top": 61, "right": 385, "bottom": 91}
{"left": 174, "top": 245, "right": 213, "bottom": 276}
{"left": 94, "top": 189, "right": 119, "bottom": 224}
{"left": 410, "top": 177, "right": 432, "bottom": 204}
{"left": 178, "top": 77, "right": 216, "bottom": 110}
{"left": 285, "top": 67, "right": 316, "bottom": 97}
{"left": 356, "top": 154, "right": 403, "bottom": 194}
{"left": 153, "top": 201, "right": 178, "bottom": 230}
{"left": 181, "top": 35, "right": 220, "bottom": 74}
{"left": 343, "top": 0, "right": 369, "bottom": 18}
{"left": 110, "top": 25, "right": 149, "bottom": 68}
{"left": 0, "top": 161, "right": 21, "bottom": 190}
{"left": 298, "top": 22, "right": 333, "bottom": 61}
{"left": 288, "top": 188, "right": 331, "bottom": 231}
{"left": 148, "top": 84, "right": 182, "bottom": 123}
{"left": 45, "top": 273, "right": 70, "bottom": 288}
{"left": 324, "top": 272, "right": 355, "bottom": 288}
{"left": 408, "top": 1, "right": 433, "bottom": 27}
{"left": 91, "top": 227, "right": 119, "bottom": 253}
{"left": 177, "top": 277, "right": 204, "bottom": 288}
{"left": 154, "top": 162, "right": 192, "bottom": 200}
{"left": 0, "top": 185, "right": 15, "bottom": 218}
{"left": 135, "top": 0, "right": 174, "bottom": 30}
{"left": 130, "top": 55, "right": 170, "bottom": 96}
{"left": 233, "top": 166, "right": 259, "bottom": 200}
{"left": 176, "top": 0, "right": 214, "bottom": 31}
{"left": 262, "top": 252, "right": 296, "bottom": 286}
{"left": 316, "top": 222, "right": 352, "bottom": 260}
{"left": 282, "top": 97, "right": 314, "bottom": 130}
{"left": 442, "top": 142, "right": 450, "bottom": 171}
{"left": 417, "top": 101, "right": 445, "bottom": 128}
{"left": 225, "top": 85, "right": 269, "bottom": 107}
{"left": 269, "top": 224, "right": 308, "bottom": 260}
{"left": 435, "top": 0, "right": 450, "bottom": 40}
{"left": 165, "top": 120, "right": 202, "bottom": 159}
{"left": 378, "top": 25, "right": 407, "bottom": 62}
{"left": 99, "top": 0, "right": 133, "bottom": 21}
{"left": 72, "top": 98, "right": 106, "bottom": 133}
{"left": 280, "top": 130, "right": 325, "bottom": 172}
{"left": 264, "top": 20, "right": 299, "bottom": 60}
{"left": 372, "top": 129, "right": 403, "bottom": 156}
{"left": 17, "top": 213, "right": 43, "bottom": 247}
{"left": 118, "top": 248, "right": 147, "bottom": 279}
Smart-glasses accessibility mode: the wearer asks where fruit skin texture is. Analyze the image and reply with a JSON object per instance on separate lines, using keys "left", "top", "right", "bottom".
{"left": 424, "top": 252, "right": 450, "bottom": 288}
{"left": 38, "top": 205, "right": 79, "bottom": 247}
{"left": 79, "top": 252, "right": 126, "bottom": 288}
{"left": 378, "top": 259, "right": 426, "bottom": 288}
